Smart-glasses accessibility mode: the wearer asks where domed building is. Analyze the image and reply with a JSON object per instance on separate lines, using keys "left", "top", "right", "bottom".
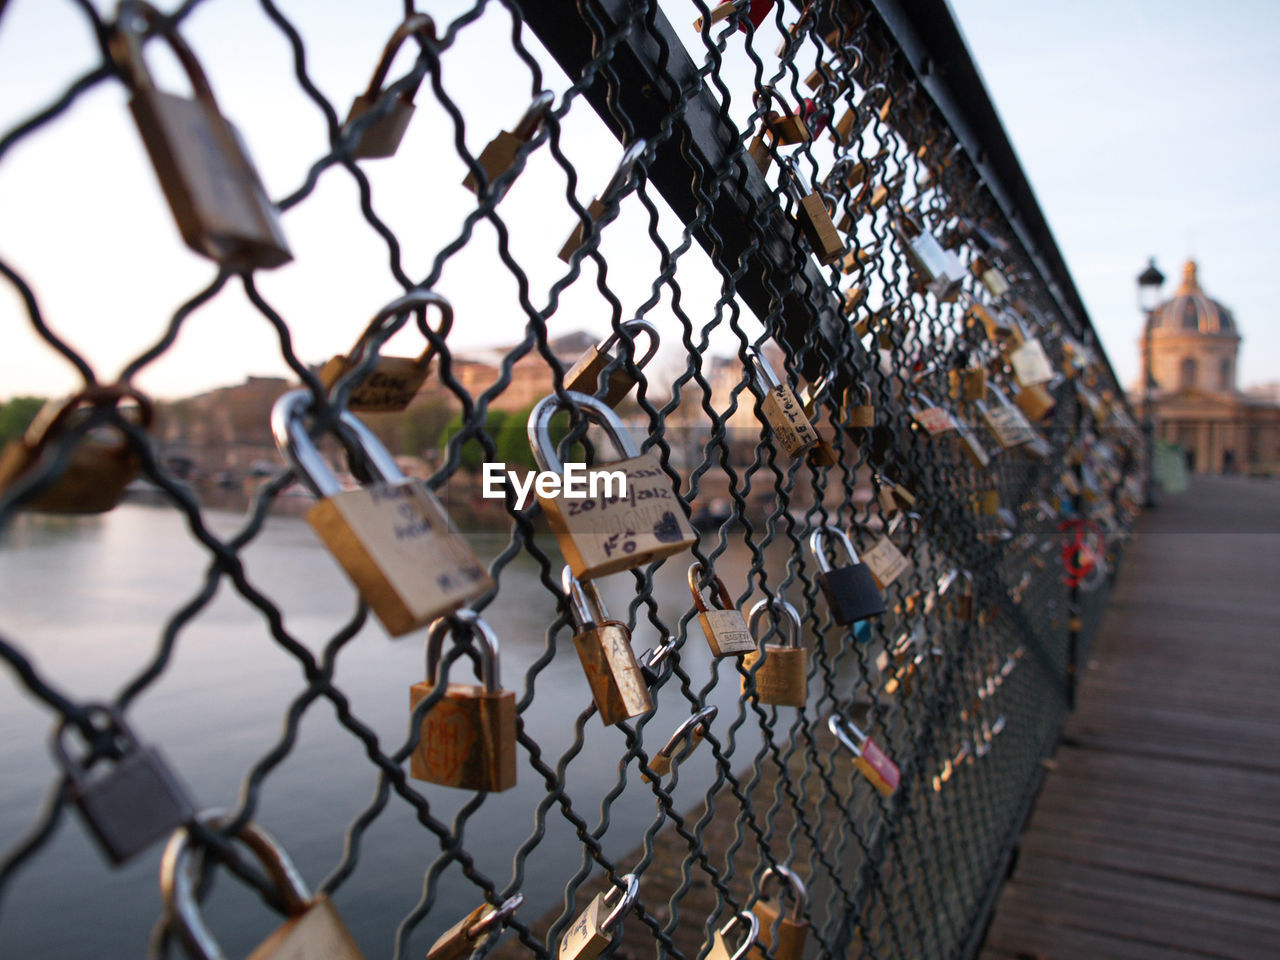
{"left": 1137, "top": 260, "right": 1280, "bottom": 473}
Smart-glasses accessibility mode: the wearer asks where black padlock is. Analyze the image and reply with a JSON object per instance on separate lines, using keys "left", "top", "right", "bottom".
{"left": 53, "top": 705, "right": 195, "bottom": 865}
{"left": 808, "top": 525, "right": 886, "bottom": 625}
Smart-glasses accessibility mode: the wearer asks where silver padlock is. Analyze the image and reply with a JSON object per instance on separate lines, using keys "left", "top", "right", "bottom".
{"left": 708, "top": 911, "right": 761, "bottom": 960}
{"left": 895, "top": 214, "right": 965, "bottom": 302}
{"left": 53, "top": 705, "right": 194, "bottom": 865}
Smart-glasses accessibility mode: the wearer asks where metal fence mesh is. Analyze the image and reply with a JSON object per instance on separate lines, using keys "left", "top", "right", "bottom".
{"left": 0, "top": 1, "right": 1141, "bottom": 958}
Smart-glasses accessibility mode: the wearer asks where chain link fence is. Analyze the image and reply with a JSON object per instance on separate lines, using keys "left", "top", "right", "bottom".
{"left": 0, "top": 1, "right": 1141, "bottom": 958}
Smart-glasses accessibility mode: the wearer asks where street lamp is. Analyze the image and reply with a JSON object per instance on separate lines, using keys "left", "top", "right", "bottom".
{"left": 1136, "top": 258, "right": 1165, "bottom": 507}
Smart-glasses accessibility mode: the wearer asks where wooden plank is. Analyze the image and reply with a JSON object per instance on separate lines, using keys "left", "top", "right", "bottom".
{"left": 986, "top": 910, "right": 1213, "bottom": 960}
{"left": 1030, "top": 789, "right": 1280, "bottom": 848}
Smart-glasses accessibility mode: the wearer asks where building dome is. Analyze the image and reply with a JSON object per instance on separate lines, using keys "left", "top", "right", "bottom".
{"left": 1147, "top": 260, "right": 1237, "bottom": 337}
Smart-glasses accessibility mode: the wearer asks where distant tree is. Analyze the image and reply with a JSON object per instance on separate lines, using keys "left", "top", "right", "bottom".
{"left": 400, "top": 400, "right": 453, "bottom": 457}
{"left": 0, "top": 397, "right": 45, "bottom": 444}
{"left": 441, "top": 409, "right": 507, "bottom": 474}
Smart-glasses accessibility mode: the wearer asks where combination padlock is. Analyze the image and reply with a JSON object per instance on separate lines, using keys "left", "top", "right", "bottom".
{"left": 109, "top": 1, "right": 291, "bottom": 269}
{"left": 563, "top": 566, "right": 653, "bottom": 725}
{"left": 317, "top": 288, "right": 453, "bottom": 413}
{"left": 783, "top": 158, "right": 845, "bottom": 265}
{"left": 558, "top": 140, "right": 647, "bottom": 262}
{"left": 563, "top": 318, "right": 660, "bottom": 407}
{"left": 742, "top": 596, "right": 807, "bottom": 707}
{"left": 746, "top": 346, "right": 819, "bottom": 458}
{"left": 161, "top": 811, "right": 364, "bottom": 959}
{"left": 410, "top": 610, "right": 517, "bottom": 792}
{"left": 342, "top": 13, "right": 435, "bottom": 159}
{"left": 748, "top": 866, "right": 808, "bottom": 960}
{"left": 690, "top": 562, "right": 756, "bottom": 657}
{"left": 558, "top": 874, "right": 638, "bottom": 960}
{"left": 53, "top": 705, "right": 194, "bottom": 865}
{"left": 644, "top": 705, "right": 716, "bottom": 784}
{"left": 463, "top": 91, "right": 555, "bottom": 197}
{"left": 0, "top": 384, "right": 152, "bottom": 514}
{"left": 708, "top": 911, "right": 761, "bottom": 960}
{"left": 427, "top": 894, "right": 524, "bottom": 960}
{"left": 528, "top": 391, "right": 696, "bottom": 578}
{"left": 809, "top": 525, "right": 886, "bottom": 625}
{"left": 273, "top": 390, "right": 493, "bottom": 637}
{"left": 828, "top": 704, "right": 900, "bottom": 797}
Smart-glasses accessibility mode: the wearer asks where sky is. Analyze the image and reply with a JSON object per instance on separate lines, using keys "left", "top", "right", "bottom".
{"left": 1, "top": 0, "right": 1278, "bottom": 401}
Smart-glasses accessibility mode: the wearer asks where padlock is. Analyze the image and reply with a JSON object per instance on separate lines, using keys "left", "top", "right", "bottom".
{"left": 873, "top": 473, "right": 916, "bottom": 516}
{"left": 410, "top": 610, "right": 517, "bottom": 791}
{"left": 797, "top": 97, "right": 830, "bottom": 137}
{"left": 828, "top": 704, "right": 900, "bottom": 796}
{"left": 563, "top": 566, "right": 653, "bottom": 725}
{"left": 867, "top": 171, "right": 906, "bottom": 212}
{"left": 894, "top": 215, "right": 965, "bottom": 302}
{"left": 161, "top": 811, "right": 364, "bottom": 960}
{"left": 637, "top": 635, "right": 677, "bottom": 687}
{"left": 783, "top": 159, "right": 846, "bottom": 265}
{"left": 463, "top": 91, "right": 555, "bottom": 196}
{"left": 825, "top": 148, "right": 891, "bottom": 192}
{"left": 528, "top": 391, "right": 696, "bottom": 578}
{"left": 0, "top": 385, "right": 152, "bottom": 514}
{"left": 692, "top": 0, "right": 744, "bottom": 32}
{"left": 909, "top": 401, "right": 956, "bottom": 437}
{"left": 747, "top": 346, "right": 819, "bottom": 458}
{"left": 748, "top": 866, "right": 808, "bottom": 960}
{"left": 273, "top": 390, "right": 492, "bottom": 637}
{"left": 318, "top": 288, "right": 453, "bottom": 413}
{"left": 755, "top": 86, "right": 810, "bottom": 145}
{"left": 709, "top": 912, "right": 761, "bottom": 960}
{"left": 689, "top": 562, "right": 756, "bottom": 657}
{"left": 559, "top": 140, "right": 647, "bottom": 262}
{"left": 1014, "top": 381, "right": 1056, "bottom": 422}
{"left": 748, "top": 132, "right": 773, "bottom": 175}
{"left": 563, "top": 318, "right": 660, "bottom": 407}
{"left": 829, "top": 83, "right": 889, "bottom": 147}
{"left": 841, "top": 284, "right": 867, "bottom": 315}
{"left": 1008, "top": 337, "right": 1054, "bottom": 386}
{"left": 809, "top": 525, "right": 886, "bottom": 625}
{"left": 952, "top": 414, "right": 991, "bottom": 469}
{"left": 53, "top": 705, "right": 193, "bottom": 865}
{"left": 644, "top": 705, "right": 716, "bottom": 783}
{"left": 840, "top": 244, "right": 877, "bottom": 276}
{"left": 742, "top": 597, "right": 807, "bottom": 707}
{"left": 971, "top": 255, "right": 1010, "bottom": 297}
{"left": 977, "top": 488, "right": 1000, "bottom": 515}
{"left": 860, "top": 520, "right": 911, "bottom": 590}
{"left": 966, "top": 301, "right": 1017, "bottom": 345}
{"left": 342, "top": 13, "right": 435, "bottom": 159}
{"left": 974, "top": 383, "right": 1038, "bottom": 450}
{"left": 109, "top": 2, "right": 291, "bottom": 269}
{"left": 559, "top": 874, "right": 639, "bottom": 960}
{"left": 949, "top": 354, "right": 987, "bottom": 403}
{"left": 842, "top": 383, "right": 875, "bottom": 430}
{"left": 428, "top": 894, "right": 525, "bottom": 960}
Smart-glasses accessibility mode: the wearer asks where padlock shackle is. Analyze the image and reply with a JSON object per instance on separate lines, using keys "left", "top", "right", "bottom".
{"left": 743, "top": 345, "right": 784, "bottom": 394}
{"left": 271, "top": 389, "right": 406, "bottom": 498}
{"left": 22, "top": 384, "right": 154, "bottom": 453}
{"left": 110, "top": 1, "right": 216, "bottom": 105}
{"left": 687, "top": 562, "right": 736, "bottom": 614}
{"left": 759, "top": 864, "right": 808, "bottom": 919}
{"left": 639, "top": 637, "right": 676, "bottom": 679}
{"left": 651, "top": 705, "right": 716, "bottom": 774}
{"left": 463, "top": 893, "right": 525, "bottom": 942}
{"left": 827, "top": 708, "right": 873, "bottom": 759}
{"left": 752, "top": 84, "right": 797, "bottom": 122}
{"left": 161, "top": 809, "right": 313, "bottom": 960}
{"left": 342, "top": 287, "right": 454, "bottom": 374}
{"left": 808, "top": 525, "right": 859, "bottom": 573}
{"left": 746, "top": 597, "right": 802, "bottom": 649}
{"left": 526, "top": 390, "right": 638, "bottom": 474}
{"left": 596, "top": 318, "right": 660, "bottom": 371}
{"left": 600, "top": 139, "right": 647, "bottom": 206}
{"left": 561, "top": 565, "right": 610, "bottom": 629}
{"left": 598, "top": 873, "right": 639, "bottom": 932}
{"left": 716, "top": 910, "right": 761, "bottom": 960}
{"left": 52, "top": 703, "right": 139, "bottom": 791}
{"left": 361, "top": 12, "right": 436, "bottom": 101}
{"left": 780, "top": 157, "right": 815, "bottom": 202}
{"left": 512, "top": 90, "right": 555, "bottom": 140}
{"left": 424, "top": 608, "right": 501, "bottom": 692}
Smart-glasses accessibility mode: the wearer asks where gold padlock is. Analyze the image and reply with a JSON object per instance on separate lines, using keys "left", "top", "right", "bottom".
{"left": 427, "top": 894, "right": 524, "bottom": 960}
{"left": 746, "top": 346, "right": 819, "bottom": 458}
{"left": 558, "top": 140, "right": 646, "bottom": 262}
{"left": 708, "top": 911, "right": 761, "bottom": 960}
{"left": 860, "top": 516, "right": 912, "bottom": 590}
{"left": 742, "top": 597, "right": 807, "bottom": 707}
{"left": 0, "top": 385, "right": 152, "bottom": 514}
{"left": 563, "top": 318, "right": 660, "bottom": 407}
{"left": 343, "top": 13, "right": 435, "bottom": 159}
{"left": 783, "top": 158, "right": 846, "bottom": 265}
{"left": 755, "top": 86, "right": 811, "bottom": 145}
{"left": 272, "top": 390, "right": 493, "bottom": 637}
{"left": 463, "top": 91, "right": 555, "bottom": 196}
{"left": 109, "top": 1, "right": 291, "bottom": 269}
{"left": 558, "top": 874, "right": 638, "bottom": 960}
{"left": 318, "top": 288, "right": 453, "bottom": 413}
{"left": 748, "top": 866, "right": 808, "bottom": 960}
{"left": 410, "top": 611, "right": 517, "bottom": 792}
{"left": 874, "top": 473, "right": 916, "bottom": 516}
{"left": 563, "top": 566, "right": 653, "bottom": 726}
{"left": 828, "top": 703, "right": 900, "bottom": 796}
{"left": 949, "top": 358, "right": 987, "bottom": 403}
{"left": 1014, "top": 381, "right": 1056, "bottom": 422}
{"left": 841, "top": 284, "right": 867, "bottom": 316}
{"left": 689, "top": 562, "right": 756, "bottom": 658}
{"left": 161, "top": 811, "right": 365, "bottom": 960}
{"left": 842, "top": 383, "right": 875, "bottom": 430}
{"left": 840, "top": 244, "right": 878, "bottom": 276}
{"left": 528, "top": 391, "right": 696, "bottom": 579}
{"left": 644, "top": 705, "right": 716, "bottom": 783}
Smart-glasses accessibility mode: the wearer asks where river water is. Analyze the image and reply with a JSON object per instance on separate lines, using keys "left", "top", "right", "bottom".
{"left": 0, "top": 502, "right": 841, "bottom": 958}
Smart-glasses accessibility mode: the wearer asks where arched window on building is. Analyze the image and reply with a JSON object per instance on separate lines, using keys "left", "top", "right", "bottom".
{"left": 1180, "top": 356, "right": 1197, "bottom": 390}
{"left": 1219, "top": 358, "right": 1232, "bottom": 391}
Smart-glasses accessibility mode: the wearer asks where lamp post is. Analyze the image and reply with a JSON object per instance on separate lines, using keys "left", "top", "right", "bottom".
{"left": 1137, "top": 258, "right": 1165, "bottom": 508}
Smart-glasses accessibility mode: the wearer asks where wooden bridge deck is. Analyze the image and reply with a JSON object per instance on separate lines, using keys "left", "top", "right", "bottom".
{"left": 980, "top": 475, "right": 1280, "bottom": 960}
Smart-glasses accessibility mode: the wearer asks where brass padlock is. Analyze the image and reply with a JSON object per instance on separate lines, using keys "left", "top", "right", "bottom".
{"left": 428, "top": 894, "right": 524, "bottom": 960}
{"left": 161, "top": 811, "right": 365, "bottom": 960}
{"left": 747, "top": 346, "right": 819, "bottom": 458}
{"left": 644, "top": 705, "right": 716, "bottom": 783}
{"left": 410, "top": 610, "right": 517, "bottom": 792}
{"left": 1014, "top": 381, "right": 1056, "bottom": 422}
{"left": 689, "top": 562, "right": 756, "bottom": 657}
{"left": 783, "top": 158, "right": 846, "bottom": 265}
{"left": 109, "top": 2, "right": 291, "bottom": 269}
{"left": 563, "top": 566, "right": 653, "bottom": 725}
{"left": 840, "top": 244, "right": 877, "bottom": 276}
{"left": 742, "top": 597, "right": 806, "bottom": 707}
{"left": 318, "top": 288, "right": 453, "bottom": 413}
{"left": 342, "top": 13, "right": 435, "bottom": 159}
{"left": 841, "top": 284, "right": 867, "bottom": 316}
{"left": 748, "top": 866, "right": 808, "bottom": 960}
{"left": 463, "top": 91, "right": 555, "bottom": 196}
{"left": 842, "top": 383, "right": 875, "bottom": 430}
{"left": 559, "top": 874, "right": 638, "bottom": 960}
{"left": 559, "top": 140, "right": 646, "bottom": 262}
{"left": 828, "top": 704, "right": 900, "bottom": 797}
{"left": 755, "top": 86, "right": 810, "bottom": 145}
{"left": 709, "top": 912, "right": 761, "bottom": 960}
{"left": 563, "top": 318, "right": 660, "bottom": 407}
{"left": 949, "top": 355, "right": 987, "bottom": 403}
{"left": 748, "top": 132, "right": 773, "bottom": 175}
{"left": 528, "top": 391, "right": 696, "bottom": 578}
{"left": 867, "top": 170, "right": 906, "bottom": 212}
{"left": 272, "top": 390, "right": 492, "bottom": 637}
{"left": 873, "top": 472, "right": 916, "bottom": 516}
{"left": 0, "top": 385, "right": 152, "bottom": 514}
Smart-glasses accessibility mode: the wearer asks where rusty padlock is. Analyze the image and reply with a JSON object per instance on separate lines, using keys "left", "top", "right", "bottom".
{"left": 742, "top": 596, "right": 806, "bottom": 707}
{"left": 690, "top": 562, "right": 756, "bottom": 657}
{"left": 563, "top": 318, "right": 660, "bottom": 407}
{"left": 343, "top": 13, "right": 436, "bottom": 158}
{"left": 428, "top": 895, "right": 524, "bottom": 960}
{"left": 463, "top": 91, "right": 555, "bottom": 196}
{"left": 558, "top": 140, "right": 646, "bottom": 262}
{"left": 563, "top": 566, "right": 653, "bottom": 726}
{"left": 756, "top": 85, "right": 811, "bottom": 145}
